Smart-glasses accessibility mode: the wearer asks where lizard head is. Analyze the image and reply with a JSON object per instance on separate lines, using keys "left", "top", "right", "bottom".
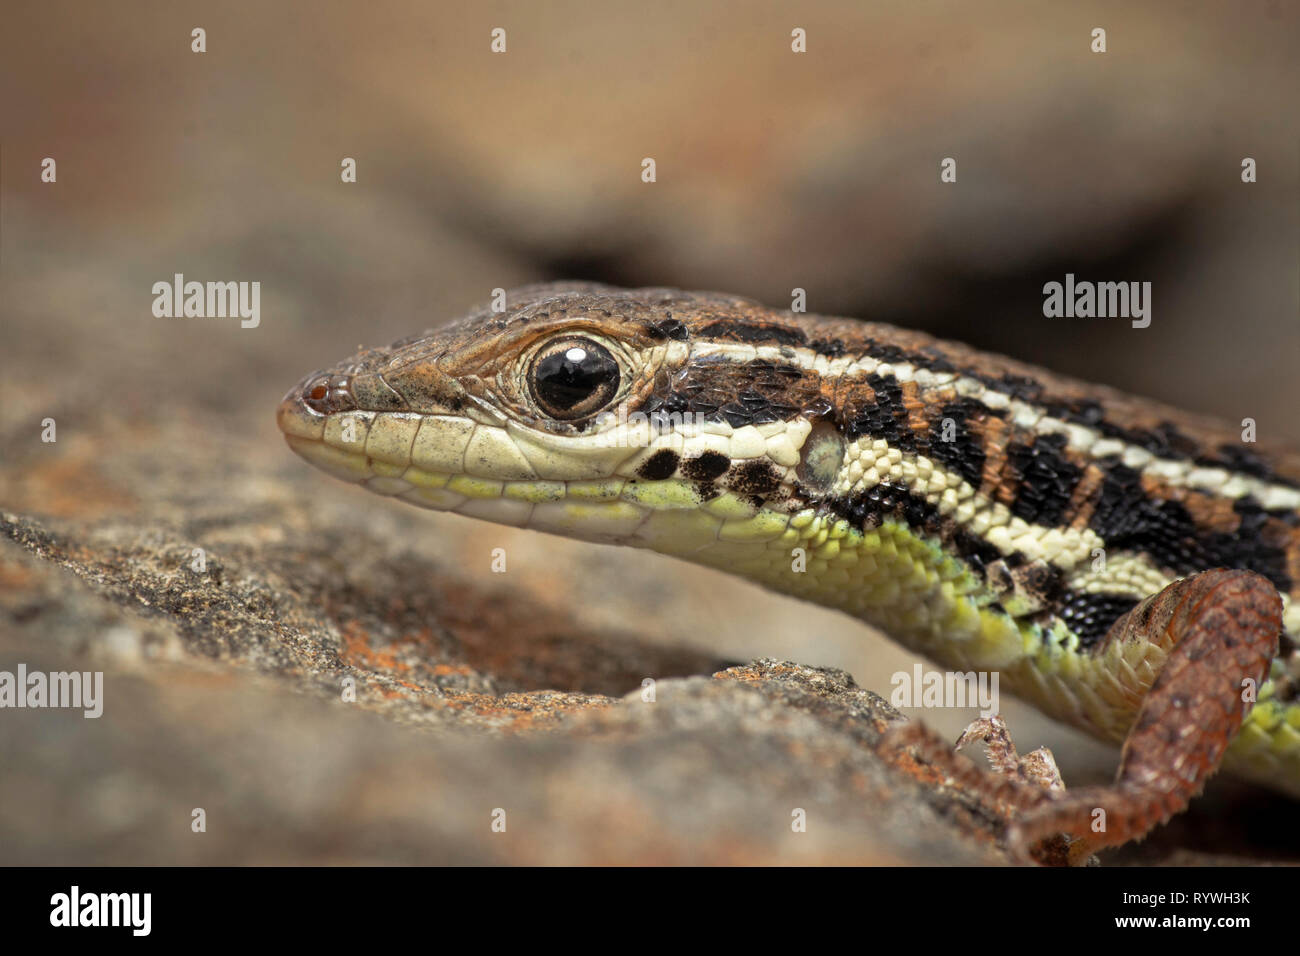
{"left": 276, "top": 282, "right": 841, "bottom": 552}
{"left": 276, "top": 281, "right": 1078, "bottom": 665}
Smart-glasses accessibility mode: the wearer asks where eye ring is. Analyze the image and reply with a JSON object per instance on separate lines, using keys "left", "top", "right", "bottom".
{"left": 527, "top": 337, "right": 622, "bottom": 421}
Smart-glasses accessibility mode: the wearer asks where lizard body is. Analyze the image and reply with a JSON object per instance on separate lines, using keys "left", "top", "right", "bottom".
{"left": 278, "top": 283, "right": 1299, "bottom": 856}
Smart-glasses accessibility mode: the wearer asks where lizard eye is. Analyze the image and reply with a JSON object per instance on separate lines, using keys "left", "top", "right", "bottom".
{"left": 528, "top": 337, "right": 621, "bottom": 420}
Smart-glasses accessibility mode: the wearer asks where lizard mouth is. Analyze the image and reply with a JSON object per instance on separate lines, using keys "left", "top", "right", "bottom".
{"left": 277, "top": 379, "right": 535, "bottom": 515}
{"left": 276, "top": 387, "right": 696, "bottom": 540}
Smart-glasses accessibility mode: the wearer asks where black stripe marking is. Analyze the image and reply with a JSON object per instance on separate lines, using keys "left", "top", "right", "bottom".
{"left": 1008, "top": 433, "right": 1082, "bottom": 527}
{"left": 842, "top": 373, "right": 916, "bottom": 452}
{"left": 643, "top": 360, "right": 812, "bottom": 428}
{"left": 698, "top": 319, "right": 807, "bottom": 348}
{"left": 925, "top": 397, "right": 991, "bottom": 489}
{"left": 807, "top": 337, "right": 847, "bottom": 358}
{"left": 995, "top": 374, "right": 1044, "bottom": 403}
{"left": 1056, "top": 591, "right": 1140, "bottom": 648}
{"left": 1089, "top": 463, "right": 1202, "bottom": 572}
{"left": 1042, "top": 397, "right": 1106, "bottom": 428}
{"left": 1199, "top": 497, "right": 1293, "bottom": 593}
{"left": 825, "top": 481, "right": 1002, "bottom": 574}
{"left": 860, "top": 341, "right": 957, "bottom": 374}
{"left": 1090, "top": 465, "right": 1293, "bottom": 593}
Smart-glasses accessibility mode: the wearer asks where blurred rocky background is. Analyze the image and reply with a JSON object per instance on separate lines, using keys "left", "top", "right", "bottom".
{"left": 1, "top": 0, "right": 1297, "bottom": 864}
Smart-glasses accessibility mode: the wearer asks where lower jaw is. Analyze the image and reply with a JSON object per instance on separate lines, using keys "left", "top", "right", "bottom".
{"left": 283, "top": 432, "right": 800, "bottom": 549}
{"left": 283, "top": 432, "right": 655, "bottom": 537}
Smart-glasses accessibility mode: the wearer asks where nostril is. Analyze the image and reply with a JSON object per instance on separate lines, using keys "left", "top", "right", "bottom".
{"left": 300, "top": 374, "right": 355, "bottom": 414}
{"left": 301, "top": 376, "right": 331, "bottom": 413}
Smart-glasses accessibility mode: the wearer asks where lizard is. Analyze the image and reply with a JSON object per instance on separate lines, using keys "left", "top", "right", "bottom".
{"left": 276, "top": 282, "right": 1299, "bottom": 862}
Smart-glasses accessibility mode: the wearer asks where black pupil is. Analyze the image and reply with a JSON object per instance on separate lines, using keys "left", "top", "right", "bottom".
{"left": 534, "top": 342, "right": 618, "bottom": 414}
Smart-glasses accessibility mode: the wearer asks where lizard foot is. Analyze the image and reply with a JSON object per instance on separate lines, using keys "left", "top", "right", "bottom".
{"left": 881, "top": 570, "right": 1281, "bottom": 866}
